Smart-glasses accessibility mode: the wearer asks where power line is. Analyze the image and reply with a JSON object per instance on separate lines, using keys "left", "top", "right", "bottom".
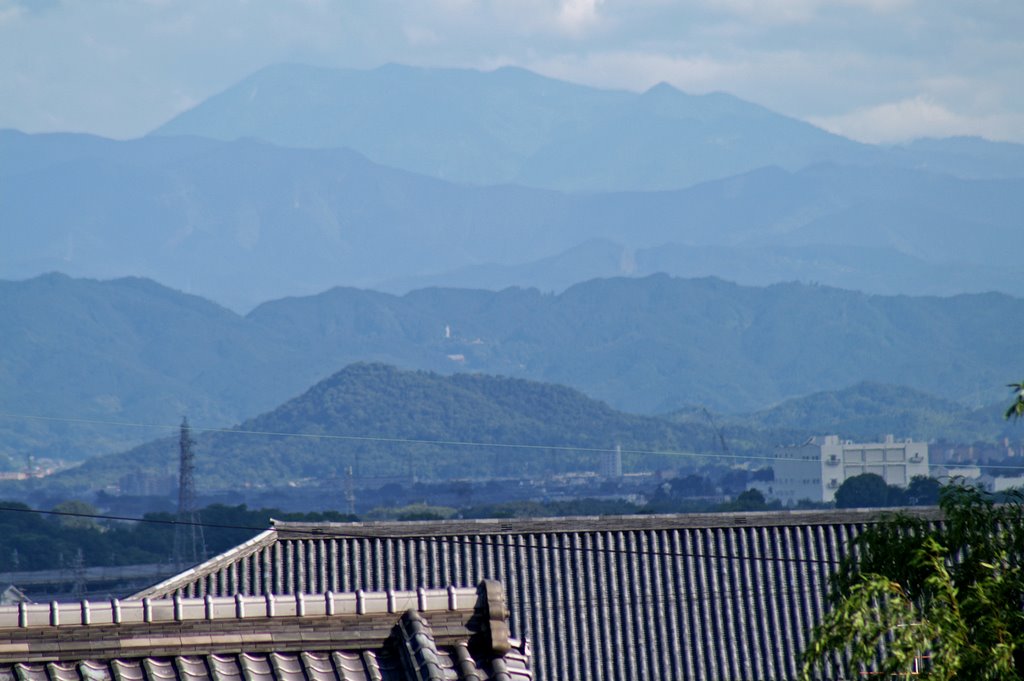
{"left": 0, "top": 411, "right": 760, "bottom": 460}
{"left": 0, "top": 502, "right": 843, "bottom": 648}
{"left": 0, "top": 503, "right": 264, "bottom": 532}
{"left": 0, "top": 504, "right": 844, "bottom": 565}
{"left": 4, "top": 410, "right": 1024, "bottom": 470}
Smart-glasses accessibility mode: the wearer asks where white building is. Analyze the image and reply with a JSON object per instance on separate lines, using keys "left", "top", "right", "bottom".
{"left": 756, "top": 434, "right": 929, "bottom": 504}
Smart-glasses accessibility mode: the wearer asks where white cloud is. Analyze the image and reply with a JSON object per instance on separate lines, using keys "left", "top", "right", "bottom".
{"left": 809, "top": 96, "right": 1024, "bottom": 143}
{"left": 557, "top": 0, "right": 602, "bottom": 35}
{"left": 701, "top": 0, "right": 912, "bottom": 25}
{"left": 0, "top": 0, "right": 1019, "bottom": 142}
{"left": 403, "top": 24, "right": 441, "bottom": 47}
{"left": 701, "top": 0, "right": 820, "bottom": 25}
{"left": 0, "top": 3, "right": 25, "bottom": 25}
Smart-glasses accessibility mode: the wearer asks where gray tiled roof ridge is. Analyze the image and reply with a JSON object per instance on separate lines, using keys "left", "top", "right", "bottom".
{"left": 120, "top": 508, "right": 938, "bottom": 680}
{"left": 0, "top": 581, "right": 533, "bottom": 679}
{"left": 271, "top": 505, "right": 943, "bottom": 537}
{"left": 132, "top": 529, "right": 278, "bottom": 600}
{"left": 0, "top": 585, "right": 482, "bottom": 631}
{"left": 131, "top": 507, "right": 942, "bottom": 600}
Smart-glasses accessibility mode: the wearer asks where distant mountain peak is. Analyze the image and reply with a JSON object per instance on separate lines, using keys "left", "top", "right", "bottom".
{"left": 644, "top": 81, "right": 680, "bottom": 95}
{"left": 147, "top": 61, "right": 882, "bottom": 191}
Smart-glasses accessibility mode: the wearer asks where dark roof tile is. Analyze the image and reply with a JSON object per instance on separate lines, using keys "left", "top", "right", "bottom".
{"left": 129, "top": 509, "right": 926, "bottom": 680}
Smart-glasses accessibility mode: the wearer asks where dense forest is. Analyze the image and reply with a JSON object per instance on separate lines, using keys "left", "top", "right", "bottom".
{"left": 27, "top": 363, "right": 787, "bottom": 496}
{"left": 3, "top": 272, "right": 1022, "bottom": 465}
{"left": 0, "top": 502, "right": 355, "bottom": 573}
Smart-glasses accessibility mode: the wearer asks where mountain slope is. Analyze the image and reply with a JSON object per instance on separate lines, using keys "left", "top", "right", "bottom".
{"left": 515, "top": 84, "right": 875, "bottom": 190}
{"left": 47, "top": 364, "right": 726, "bottom": 490}
{"left": 151, "top": 63, "right": 632, "bottom": 187}
{"left": 3, "top": 131, "right": 1022, "bottom": 310}
{"left": 150, "top": 63, "right": 876, "bottom": 191}
{"left": 0, "top": 273, "right": 285, "bottom": 460}
{"left": 149, "top": 63, "right": 1024, "bottom": 191}
{"left": 722, "top": 382, "right": 1011, "bottom": 442}
{"left": 3, "top": 273, "right": 1022, "bottom": 464}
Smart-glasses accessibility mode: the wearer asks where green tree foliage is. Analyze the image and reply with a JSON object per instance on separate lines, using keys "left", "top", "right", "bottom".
{"left": 722, "top": 488, "right": 770, "bottom": 511}
{"left": 1007, "top": 381, "right": 1024, "bottom": 421}
{"left": 906, "top": 475, "right": 942, "bottom": 506}
{"left": 45, "top": 364, "right": 752, "bottom": 491}
{"left": 0, "top": 502, "right": 355, "bottom": 571}
{"left": 800, "top": 484, "right": 1024, "bottom": 680}
{"left": 834, "top": 473, "right": 894, "bottom": 508}
{"left": 50, "top": 500, "right": 102, "bottom": 530}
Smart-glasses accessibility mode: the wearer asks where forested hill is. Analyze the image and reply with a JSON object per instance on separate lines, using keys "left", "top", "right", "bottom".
{"left": 3, "top": 272, "right": 1023, "bottom": 463}
{"left": 44, "top": 364, "right": 760, "bottom": 492}
{"left": 667, "top": 382, "right": 1015, "bottom": 444}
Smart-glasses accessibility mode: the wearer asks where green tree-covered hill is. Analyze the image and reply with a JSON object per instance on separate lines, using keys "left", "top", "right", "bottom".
{"left": 42, "top": 364, "right": 763, "bottom": 493}
{"left": 3, "top": 273, "right": 1023, "bottom": 463}
{"left": 666, "top": 382, "right": 1016, "bottom": 444}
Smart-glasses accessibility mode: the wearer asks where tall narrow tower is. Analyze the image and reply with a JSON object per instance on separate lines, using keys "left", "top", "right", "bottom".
{"left": 344, "top": 465, "right": 356, "bottom": 516}
{"left": 601, "top": 444, "right": 623, "bottom": 479}
{"left": 172, "top": 417, "right": 206, "bottom": 569}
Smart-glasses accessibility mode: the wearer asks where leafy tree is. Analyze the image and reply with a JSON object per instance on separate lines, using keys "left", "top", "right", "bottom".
{"left": 1007, "top": 381, "right": 1024, "bottom": 420}
{"left": 723, "top": 488, "right": 769, "bottom": 511}
{"left": 50, "top": 500, "right": 102, "bottom": 530}
{"left": 906, "top": 475, "right": 942, "bottom": 506}
{"left": 800, "top": 484, "right": 1024, "bottom": 680}
{"left": 834, "top": 473, "right": 892, "bottom": 508}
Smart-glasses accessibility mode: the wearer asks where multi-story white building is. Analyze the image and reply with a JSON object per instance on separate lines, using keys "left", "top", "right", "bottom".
{"left": 755, "top": 434, "right": 929, "bottom": 504}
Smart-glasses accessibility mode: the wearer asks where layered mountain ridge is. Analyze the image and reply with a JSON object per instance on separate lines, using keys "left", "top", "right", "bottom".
{"left": 2, "top": 273, "right": 1021, "bottom": 464}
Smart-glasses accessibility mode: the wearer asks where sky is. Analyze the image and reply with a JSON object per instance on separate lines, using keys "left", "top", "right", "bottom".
{"left": 1, "top": 0, "right": 1022, "bottom": 144}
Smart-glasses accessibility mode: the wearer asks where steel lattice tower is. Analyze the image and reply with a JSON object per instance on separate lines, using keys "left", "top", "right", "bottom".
{"left": 172, "top": 416, "right": 206, "bottom": 569}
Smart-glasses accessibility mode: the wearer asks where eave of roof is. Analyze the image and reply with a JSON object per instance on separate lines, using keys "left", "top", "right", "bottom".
{"left": 0, "top": 581, "right": 531, "bottom": 680}
{"left": 271, "top": 506, "right": 944, "bottom": 538}
{"left": 132, "top": 529, "right": 278, "bottom": 600}
{"left": 132, "top": 508, "right": 943, "bottom": 600}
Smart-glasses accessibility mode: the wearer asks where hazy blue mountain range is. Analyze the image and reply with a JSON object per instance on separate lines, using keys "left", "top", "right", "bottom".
{"left": 150, "top": 63, "right": 874, "bottom": 191}
{"left": 0, "top": 274, "right": 284, "bottom": 463}
{"left": 40, "top": 363, "right": 744, "bottom": 493}
{"left": 669, "top": 382, "right": 1015, "bottom": 444}
{"left": 2, "top": 273, "right": 1022, "bottom": 465}
{"left": 150, "top": 63, "right": 1024, "bottom": 191}
{"left": 20, "top": 368, "right": 1017, "bottom": 500}
{"left": 376, "top": 239, "right": 1022, "bottom": 299}
{"left": 3, "top": 130, "right": 1022, "bottom": 310}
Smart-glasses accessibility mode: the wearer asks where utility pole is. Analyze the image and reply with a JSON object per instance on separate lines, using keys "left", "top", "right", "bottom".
{"left": 344, "top": 466, "right": 356, "bottom": 516}
{"left": 70, "top": 548, "right": 86, "bottom": 600}
{"left": 172, "top": 417, "right": 206, "bottom": 570}
{"left": 701, "top": 407, "right": 730, "bottom": 454}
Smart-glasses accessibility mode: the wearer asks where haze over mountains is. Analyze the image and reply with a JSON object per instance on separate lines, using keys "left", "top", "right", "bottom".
{"left": 152, "top": 63, "right": 876, "bottom": 191}
{"left": 2, "top": 273, "right": 1021, "bottom": 467}
{"left": 152, "top": 63, "right": 1024, "bottom": 191}
{"left": 2, "top": 63, "right": 1023, "bottom": 310}
{"left": 44, "top": 363, "right": 732, "bottom": 492}
{"left": 2, "top": 62, "right": 1021, "bottom": 487}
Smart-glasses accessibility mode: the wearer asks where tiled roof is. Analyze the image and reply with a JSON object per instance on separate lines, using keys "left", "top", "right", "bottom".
{"left": 130, "top": 508, "right": 942, "bottom": 681}
{"left": 0, "top": 581, "right": 530, "bottom": 681}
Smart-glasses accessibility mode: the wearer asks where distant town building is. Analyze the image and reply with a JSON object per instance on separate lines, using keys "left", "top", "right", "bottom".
{"left": 600, "top": 444, "right": 622, "bottom": 479}
{"left": 759, "top": 434, "right": 929, "bottom": 504}
{"left": 118, "top": 471, "right": 176, "bottom": 497}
